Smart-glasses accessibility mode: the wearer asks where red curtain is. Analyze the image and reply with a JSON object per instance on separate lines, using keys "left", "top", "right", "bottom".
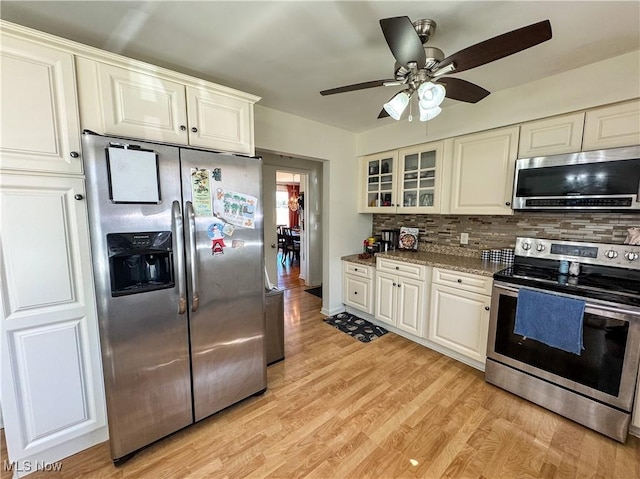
{"left": 286, "top": 184, "right": 299, "bottom": 227}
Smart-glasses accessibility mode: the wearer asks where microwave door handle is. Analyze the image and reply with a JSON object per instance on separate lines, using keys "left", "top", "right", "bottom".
{"left": 172, "top": 201, "right": 187, "bottom": 314}
{"left": 186, "top": 201, "right": 200, "bottom": 312}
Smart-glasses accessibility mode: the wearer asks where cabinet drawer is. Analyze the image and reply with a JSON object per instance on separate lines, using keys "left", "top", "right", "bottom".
{"left": 432, "top": 268, "right": 492, "bottom": 295}
{"left": 377, "top": 258, "right": 425, "bottom": 280}
{"left": 343, "top": 275, "right": 372, "bottom": 314}
{"left": 343, "top": 261, "right": 373, "bottom": 279}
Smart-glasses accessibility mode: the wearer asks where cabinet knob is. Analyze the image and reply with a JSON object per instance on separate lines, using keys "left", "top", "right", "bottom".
{"left": 484, "top": 306, "right": 490, "bottom": 311}
{"left": 457, "top": 279, "right": 462, "bottom": 283}
{"left": 70, "top": 151, "right": 79, "bottom": 158}
{"left": 354, "top": 291, "right": 358, "bottom": 295}
{"left": 392, "top": 282, "right": 396, "bottom": 286}
{"left": 180, "top": 125, "right": 187, "bottom": 131}
{"left": 74, "top": 194, "right": 84, "bottom": 200}
{"left": 397, "top": 283, "right": 401, "bottom": 288}
{"left": 505, "top": 201, "right": 511, "bottom": 206}
{"left": 395, "top": 266, "right": 399, "bottom": 270}
{"left": 354, "top": 268, "right": 358, "bottom": 271}
{"left": 191, "top": 127, "right": 198, "bottom": 133}
{"left": 270, "top": 243, "right": 276, "bottom": 248}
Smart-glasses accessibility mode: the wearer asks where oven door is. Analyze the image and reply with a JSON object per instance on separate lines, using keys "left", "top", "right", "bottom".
{"left": 487, "top": 282, "right": 640, "bottom": 411}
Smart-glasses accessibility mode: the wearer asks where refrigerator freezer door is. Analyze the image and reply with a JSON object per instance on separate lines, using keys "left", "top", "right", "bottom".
{"left": 82, "top": 134, "right": 193, "bottom": 460}
{"left": 180, "top": 148, "right": 266, "bottom": 421}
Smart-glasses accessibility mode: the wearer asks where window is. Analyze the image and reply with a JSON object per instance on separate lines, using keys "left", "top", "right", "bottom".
{"left": 276, "top": 189, "right": 289, "bottom": 226}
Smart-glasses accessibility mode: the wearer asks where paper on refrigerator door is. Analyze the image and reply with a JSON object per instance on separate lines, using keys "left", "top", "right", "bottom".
{"left": 213, "top": 188, "right": 258, "bottom": 228}
{"left": 190, "top": 168, "right": 213, "bottom": 216}
{"left": 107, "top": 147, "right": 160, "bottom": 203}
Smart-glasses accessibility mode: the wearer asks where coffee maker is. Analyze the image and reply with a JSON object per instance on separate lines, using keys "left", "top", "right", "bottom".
{"left": 380, "top": 229, "right": 399, "bottom": 252}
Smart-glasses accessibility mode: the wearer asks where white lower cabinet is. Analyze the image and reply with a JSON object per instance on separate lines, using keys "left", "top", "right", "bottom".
{"left": 342, "top": 261, "right": 374, "bottom": 315}
{"left": 427, "top": 269, "right": 492, "bottom": 365}
{"left": 374, "top": 258, "right": 428, "bottom": 337}
{"left": 0, "top": 173, "right": 107, "bottom": 471}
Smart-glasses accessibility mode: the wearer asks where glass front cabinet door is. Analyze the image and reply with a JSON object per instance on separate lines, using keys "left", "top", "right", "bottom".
{"left": 360, "top": 151, "right": 398, "bottom": 213}
{"left": 396, "top": 141, "right": 443, "bottom": 213}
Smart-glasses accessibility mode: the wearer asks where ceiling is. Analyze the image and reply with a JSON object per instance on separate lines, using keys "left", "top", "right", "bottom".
{"left": 2, "top": 1, "right": 639, "bottom": 133}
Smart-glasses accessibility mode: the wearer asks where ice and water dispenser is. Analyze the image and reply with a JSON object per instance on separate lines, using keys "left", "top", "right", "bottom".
{"left": 107, "top": 231, "right": 174, "bottom": 296}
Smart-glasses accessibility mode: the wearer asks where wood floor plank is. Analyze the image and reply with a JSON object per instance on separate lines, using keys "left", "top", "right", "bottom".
{"left": 2, "top": 263, "right": 639, "bottom": 478}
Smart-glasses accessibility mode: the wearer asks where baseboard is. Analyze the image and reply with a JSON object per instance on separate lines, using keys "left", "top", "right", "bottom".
{"left": 321, "top": 305, "right": 344, "bottom": 317}
{"left": 630, "top": 424, "right": 639, "bottom": 438}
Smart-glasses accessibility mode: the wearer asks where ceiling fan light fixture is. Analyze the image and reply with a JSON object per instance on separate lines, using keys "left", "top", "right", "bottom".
{"left": 383, "top": 91, "right": 411, "bottom": 120}
{"left": 419, "top": 105, "right": 442, "bottom": 122}
{"left": 418, "top": 82, "right": 446, "bottom": 109}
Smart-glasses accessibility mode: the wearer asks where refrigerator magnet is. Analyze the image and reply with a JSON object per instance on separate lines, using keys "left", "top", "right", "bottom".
{"left": 232, "top": 240, "right": 245, "bottom": 250}
{"left": 207, "top": 222, "right": 226, "bottom": 255}
{"left": 222, "top": 223, "right": 235, "bottom": 236}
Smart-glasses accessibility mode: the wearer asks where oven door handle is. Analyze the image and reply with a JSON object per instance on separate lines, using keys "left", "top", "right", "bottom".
{"left": 494, "top": 283, "right": 640, "bottom": 317}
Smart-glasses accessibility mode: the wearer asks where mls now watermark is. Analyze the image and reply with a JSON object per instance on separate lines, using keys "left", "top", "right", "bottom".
{"left": 3, "top": 460, "right": 63, "bottom": 473}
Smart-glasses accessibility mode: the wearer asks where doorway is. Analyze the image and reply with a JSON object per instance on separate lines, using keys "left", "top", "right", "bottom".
{"left": 275, "top": 170, "right": 306, "bottom": 289}
{"left": 260, "top": 152, "right": 323, "bottom": 297}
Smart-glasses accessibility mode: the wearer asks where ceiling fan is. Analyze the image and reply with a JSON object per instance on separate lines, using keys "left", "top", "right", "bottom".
{"left": 320, "top": 17, "right": 552, "bottom": 121}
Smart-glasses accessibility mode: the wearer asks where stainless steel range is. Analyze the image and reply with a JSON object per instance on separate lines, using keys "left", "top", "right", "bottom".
{"left": 486, "top": 237, "right": 640, "bottom": 442}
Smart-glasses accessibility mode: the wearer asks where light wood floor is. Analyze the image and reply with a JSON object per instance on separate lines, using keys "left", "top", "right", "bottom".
{"left": 2, "top": 265, "right": 639, "bottom": 478}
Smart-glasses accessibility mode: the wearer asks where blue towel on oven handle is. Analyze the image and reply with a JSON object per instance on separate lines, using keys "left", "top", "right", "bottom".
{"left": 513, "top": 288, "right": 586, "bottom": 355}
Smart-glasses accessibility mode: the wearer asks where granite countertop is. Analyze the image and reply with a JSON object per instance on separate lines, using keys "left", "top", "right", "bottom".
{"left": 341, "top": 250, "right": 508, "bottom": 277}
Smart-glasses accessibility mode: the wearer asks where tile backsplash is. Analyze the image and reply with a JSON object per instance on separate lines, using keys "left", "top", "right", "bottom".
{"left": 373, "top": 212, "right": 640, "bottom": 251}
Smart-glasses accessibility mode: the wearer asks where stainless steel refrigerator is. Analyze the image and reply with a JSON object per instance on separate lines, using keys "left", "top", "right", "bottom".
{"left": 82, "top": 132, "right": 266, "bottom": 463}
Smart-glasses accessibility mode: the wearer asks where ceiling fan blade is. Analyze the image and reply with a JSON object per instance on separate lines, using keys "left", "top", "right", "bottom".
{"left": 378, "top": 108, "right": 390, "bottom": 119}
{"left": 438, "top": 20, "right": 552, "bottom": 74}
{"left": 437, "top": 78, "right": 490, "bottom": 104}
{"left": 320, "top": 79, "right": 395, "bottom": 96}
{"left": 380, "top": 16, "right": 426, "bottom": 68}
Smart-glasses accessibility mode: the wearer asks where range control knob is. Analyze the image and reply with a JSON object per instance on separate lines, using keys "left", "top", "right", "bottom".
{"left": 536, "top": 244, "right": 546, "bottom": 252}
{"left": 604, "top": 249, "right": 619, "bottom": 259}
{"left": 624, "top": 251, "right": 639, "bottom": 261}
{"left": 522, "top": 242, "right": 532, "bottom": 251}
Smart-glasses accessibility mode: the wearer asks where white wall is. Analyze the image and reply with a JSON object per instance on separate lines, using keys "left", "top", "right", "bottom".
{"left": 254, "top": 106, "right": 367, "bottom": 315}
{"left": 357, "top": 50, "right": 640, "bottom": 155}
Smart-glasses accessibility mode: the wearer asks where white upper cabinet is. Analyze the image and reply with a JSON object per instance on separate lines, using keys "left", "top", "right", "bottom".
{"left": 95, "top": 62, "right": 189, "bottom": 144}
{"left": 359, "top": 141, "right": 444, "bottom": 214}
{"left": 360, "top": 150, "right": 398, "bottom": 213}
{"left": 77, "top": 58, "right": 259, "bottom": 155}
{"left": 396, "top": 141, "right": 443, "bottom": 214}
{"left": 447, "top": 126, "right": 519, "bottom": 215}
{"left": 0, "top": 34, "right": 83, "bottom": 174}
{"left": 582, "top": 100, "right": 640, "bottom": 151}
{"left": 518, "top": 112, "right": 585, "bottom": 157}
{"left": 186, "top": 86, "right": 254, "bottom": 154}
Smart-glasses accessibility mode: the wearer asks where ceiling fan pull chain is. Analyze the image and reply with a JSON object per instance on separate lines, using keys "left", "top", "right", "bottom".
{"left": 408, "top": 99, "right": 413, "bottom": 122}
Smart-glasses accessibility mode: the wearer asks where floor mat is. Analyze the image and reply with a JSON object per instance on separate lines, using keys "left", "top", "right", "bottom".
{"left": 323, "top": 312, "right": 388, "bottom": 343}
{"left": 305, "top": 286, "right": 322, "bottom": 298}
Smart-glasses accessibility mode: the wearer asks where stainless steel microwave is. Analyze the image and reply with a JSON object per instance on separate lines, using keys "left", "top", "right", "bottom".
{"left": 512, "top": 145, "right": 640, "bottom": 211}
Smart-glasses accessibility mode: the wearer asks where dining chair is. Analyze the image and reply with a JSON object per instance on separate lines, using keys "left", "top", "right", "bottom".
{"left": 282, "top": 228, "right": 300, "bottom": 264}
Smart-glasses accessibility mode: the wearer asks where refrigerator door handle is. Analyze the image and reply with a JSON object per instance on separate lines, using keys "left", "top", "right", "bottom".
{"left": 172, "top": 200, "right": 187, "bottom": 314}
{"left": 186, "top": 201, "right": 200, "bottom": 312}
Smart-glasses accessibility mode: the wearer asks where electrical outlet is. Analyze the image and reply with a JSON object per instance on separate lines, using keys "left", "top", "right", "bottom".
{"left": 460, "top": 233, "right": 469, "bottom": 245}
